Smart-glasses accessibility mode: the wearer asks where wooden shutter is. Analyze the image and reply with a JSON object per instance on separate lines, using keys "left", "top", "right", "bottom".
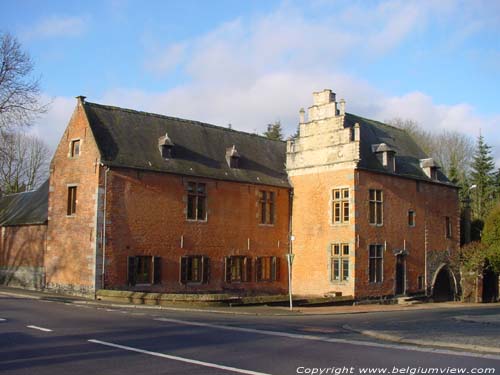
{"left": 180, "top": 256, "right": 188, "bottom": 284}
{"left": 202, "top": 256, "right": 210, "bottom": 284}
{"left": 225, "top": 257, "right": 231, "bottom": 283}
{"left": 272, "top": 256, "right": 280, "bottom": 281}
{"left": 256, "top": 257, "right": 262, "bottom": 281}
{"left": 127, "top": 256, "right": 137, "bottom": 286}
{"left": 153, "top": 257, "right": 161, "bottom": 284}
{"left": 245, "top": 257, "right": 252, "bottom": 282}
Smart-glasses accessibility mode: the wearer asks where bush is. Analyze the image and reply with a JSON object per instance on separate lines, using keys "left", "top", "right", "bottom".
{"left": 483, "top": 203, "right": 500, "bottom": 273}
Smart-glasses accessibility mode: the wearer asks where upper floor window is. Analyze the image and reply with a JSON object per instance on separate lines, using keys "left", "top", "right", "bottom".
{"left": 408, "top": 210, "right": 416, "bottom": 227}
{"left": 70, "top": 139, "right": 80, "bottom": 157}
{"left": 445, "top": 216, "right": 452, "bottom": 238}
{"left": 225, "top": 256, "right": 252, "bottom": 283}
{"left": 187, "top": 182, "right": 206, "bottom": 221}
{"left": 67, "top": 186, "right": 77, "bottom": 216}
{"left": 331, "top": 244, "right": 349, "bottom": 282}
{"left": 256, "top": 256, "right": 280, "bottom": 282}
{"left": 260, "top": 191, "right": 275, "bottom": 225}
{"left": 180, "top": 255, "right": 210, "bottom": 284}
{"left": 332, "top": 188, "right": 349, "bottom": 224}
{"left": 369, "top": 244, "right": 384, "bottom": 283}
{"left": 369, "top": 189, "right": 383, "bottom": 225}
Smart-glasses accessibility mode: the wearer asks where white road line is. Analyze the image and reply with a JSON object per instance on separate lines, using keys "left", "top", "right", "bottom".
{"left": 26, "top": 325, "right": 53, "bottom": 332}
{"left": 0, "top": 318, "right": 6, "bottom": 322}
{"left": 88, "top": 339, "right": 271, "bottom": 375}
{"left": 154, "top": 318, "right": 500, "bottom": 361}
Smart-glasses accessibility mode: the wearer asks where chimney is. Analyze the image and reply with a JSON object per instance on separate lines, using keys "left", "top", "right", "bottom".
{"left": 76, "top": 95, "right": 86, "bottom": 105}
{"left": 299, "top": 108, "right": 305, "bottom": 124}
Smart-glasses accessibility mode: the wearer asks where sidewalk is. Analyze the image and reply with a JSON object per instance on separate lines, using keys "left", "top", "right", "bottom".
{"left": 0, "top": 285, "right": 497, "bottom": 316}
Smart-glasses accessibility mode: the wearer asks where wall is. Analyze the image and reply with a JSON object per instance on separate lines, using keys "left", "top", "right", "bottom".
{"left": 103, "top": 167, "right": 290, "bottom": 294}
{"left": 355, "top": 170, "right": 460, "bottom": 299}
{"left": 0, "top": 224, "right": 46, "bottom": 289}
{"left": 45, "top": 99, "right": 102, "bottom": 296}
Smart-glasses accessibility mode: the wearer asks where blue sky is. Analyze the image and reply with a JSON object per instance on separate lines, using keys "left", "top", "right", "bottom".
{"left": 1, "top": 0, "right": 499, "bottom": 161}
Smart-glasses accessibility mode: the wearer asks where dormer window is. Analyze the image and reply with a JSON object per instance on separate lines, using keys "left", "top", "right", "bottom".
{"left": 158, "top": 133, "right": 174, "bottom": 159}
{"left": 420, "top": 158, "right": 440, "bottom": 180}
{"left": 372, "top": 143, "right": 396, "bottom": 173}
{"left": 226, "top": 145, "right": 240, "bottom": 168}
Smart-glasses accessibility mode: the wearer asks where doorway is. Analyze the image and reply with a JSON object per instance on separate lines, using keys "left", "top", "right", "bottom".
{"left": 395, "top": 254, "right": 406, "bottom": 295}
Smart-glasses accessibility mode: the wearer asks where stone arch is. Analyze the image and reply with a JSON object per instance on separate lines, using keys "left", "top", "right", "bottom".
{"left": 431, "top": 263, "right": 457, "bottom": 302}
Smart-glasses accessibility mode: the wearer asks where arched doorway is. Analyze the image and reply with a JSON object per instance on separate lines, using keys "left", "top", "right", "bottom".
{"left": 432, "top": 265, "right": 455, "bottom": 302}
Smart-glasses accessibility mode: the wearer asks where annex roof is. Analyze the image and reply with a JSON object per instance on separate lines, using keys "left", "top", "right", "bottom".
{"left": 0, "top": 180, "right": 49, "bottom": 226}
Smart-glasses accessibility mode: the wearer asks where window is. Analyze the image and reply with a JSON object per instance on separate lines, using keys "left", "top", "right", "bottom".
{"left": 127, "top": 256, "right": 161, "bottom": 286}
{"left": 67, "top": 186, "right": 77, "bottom": 215}
{"left": 187, "top": 182, "right": 206, "bottom": 220}
{"left": 369, "top": 189, "right": 383, "bottom": 225}
{"left": 70, "top": 139, "right": 80, "bottom": 157}
{"left": 260, "top": 191, "right": 275, "bottom": 225}
{"left": 369, "top": 244, "right": 384, "bottom": 283}
{"left": 445, "top": 216, "right": 452, "bottom": 238}
{"left": 180, "top": 255, "right": 210, "bottom": 284}
{"left": 256, "top": 256, "right": 280, "bottom": 282}
{"left": 332, "top": 188, "right": 349, "bottom": 224}
{"left": 330, "top": 244, "right": 350, "bottom": 282}
{"left": 408, "top": 210, "right": 416, "bottom": 227}
{"left": 225, "top": 256, "right": 252, "bottom": 282}
{"left": 417, "top": 275, "right": 425, "bottom": 290}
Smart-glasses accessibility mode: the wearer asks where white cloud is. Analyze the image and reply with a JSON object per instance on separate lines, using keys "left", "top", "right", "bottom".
{"left": 22, "top": 15, "right": 88, "bottom": 40}
{"left": 144, "top": 42, "right": 187, "bottom": 76}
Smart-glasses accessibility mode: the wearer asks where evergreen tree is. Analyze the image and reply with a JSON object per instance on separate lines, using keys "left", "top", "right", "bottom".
{"left": 470, "top": 134, "right": 496, "bottom": 220}
{"left": 263, "top": 121, "right": 283, "bottom": 141}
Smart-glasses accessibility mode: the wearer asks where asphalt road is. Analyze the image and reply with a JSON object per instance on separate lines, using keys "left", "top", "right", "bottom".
{"left": 1, "top": 294, "right": 499, "bottom": 375}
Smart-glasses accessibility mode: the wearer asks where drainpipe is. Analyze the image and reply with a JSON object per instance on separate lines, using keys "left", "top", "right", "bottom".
{"left": 287, "top": 188, "right": 294, "bottom": 311}
{"left": 101, "top": 165, "right": 110, "bottom": 290}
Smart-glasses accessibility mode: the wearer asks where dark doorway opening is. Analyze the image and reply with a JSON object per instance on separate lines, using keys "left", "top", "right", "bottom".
{"left": 433, "top": 266, "right": 455, "bottom": 302}
{"left": 482, "top": 265, "right": 499, "bottom": 303}
{"left": 395, "top": 255, "right": 405, "bottom": 295}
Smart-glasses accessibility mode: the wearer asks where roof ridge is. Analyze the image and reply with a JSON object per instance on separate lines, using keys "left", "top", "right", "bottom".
{"left": 346, "top": 113, "right": 408, "bottom": 133}
{"left": 0, "top": 189, "right": 36, "bottom": 197}
{"left": 85, "top": 101, "right": 286, "bottom": 143}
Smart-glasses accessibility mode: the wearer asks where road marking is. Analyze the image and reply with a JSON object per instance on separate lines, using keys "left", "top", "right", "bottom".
{"left": 154, "top": 318, "right": 500, "bottom": 361}
{"left": 0, "top": 318, "right": 6, "bottom": 322}
{"left": 88, "top": 339, "right": 271, "bottom": 375}
{"left": 27, "top": 325, "right": 53, "bottom": 332}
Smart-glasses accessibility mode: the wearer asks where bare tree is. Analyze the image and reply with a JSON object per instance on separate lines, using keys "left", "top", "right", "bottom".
{"left": 0, "top": 131, "right": 49, "bottom": 194}
{"left": 0, "top": 32, "right": 48, "bottom": 130}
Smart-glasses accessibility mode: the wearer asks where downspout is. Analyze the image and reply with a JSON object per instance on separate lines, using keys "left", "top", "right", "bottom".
{"left": 287, "top": 188, "right": 294, "bottom": 310}
{"left": 101, "top": 165, "right": 110, "bottom": 290}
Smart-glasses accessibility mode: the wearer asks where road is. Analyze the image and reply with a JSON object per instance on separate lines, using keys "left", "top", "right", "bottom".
{"left": 1, "top": 293, "right": 499, "bottom": 375}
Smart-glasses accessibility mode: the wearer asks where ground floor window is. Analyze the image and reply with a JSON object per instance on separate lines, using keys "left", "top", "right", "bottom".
{"left": 180, "top": 255, "right": 210, "bottom": 284}
{"left": 369, "top": 244, "right": 384, "bottom": 283}
{"left": 331, "top": 243, "right": 349, "bottom": 282}
{"left": 225, "top": 256, "right": 252, "bottom": 282}
{"left": 256, "top": 256, "right": 279, "bottom": 281}
{"left": 127, "top": 256, "right": 161, "bottom": 286}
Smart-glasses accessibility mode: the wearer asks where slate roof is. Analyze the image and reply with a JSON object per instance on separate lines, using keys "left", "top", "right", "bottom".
{"left": 0, "top": 180, "right": 49, "bottom": 226}
{"left": 83, "top": 102, "right": 290, "bottom": 188}
{"left": 344, "top": 113, "right": 452, "bottom": 184}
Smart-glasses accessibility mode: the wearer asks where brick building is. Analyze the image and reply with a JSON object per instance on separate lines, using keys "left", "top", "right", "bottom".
{"left": 287, "top": 90, "right": 460, "bottom": 299}
{"left": 0, "top": 89, "right": 460, "bottom": 300}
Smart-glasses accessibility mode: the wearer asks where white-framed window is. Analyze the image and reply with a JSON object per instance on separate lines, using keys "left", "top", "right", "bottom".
{"left": 332, "top": 188, "right": 349, "bottom": 224}
{"left": 331, "top": 243, "right": 349, "bottom": 282}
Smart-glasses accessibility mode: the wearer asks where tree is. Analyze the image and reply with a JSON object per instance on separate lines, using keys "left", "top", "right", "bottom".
{"left": 263, "top": 121, "right": 283, "bottom": 141}
{"left": 0, "top": 130, "right": 49, "bottom": 194}
{"left": 0, "top": 32, "right": 48, "bottom": 130}
{"left": 482, "top": 203, "right": 500, "bottom": 274}
{"left": 470, "top": 134, "right": 496, "bottom": 220}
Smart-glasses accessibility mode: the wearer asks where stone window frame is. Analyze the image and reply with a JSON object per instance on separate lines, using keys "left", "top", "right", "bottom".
{"left": 68, "top": 138, "right": 82, "bottom": 159}
{"left": 66, "top": 184, "right": 78, "bottom": 217}
{"left": 329, "top": 243, "right": 350, "bottom": 283}
{"left": 408, "top": 210, "right": 416, "bottom": 227}
{"left": 369, "top": 189, "right": 384, "bottom": 226}
{"left": 255, "top": 256, "right": 280, "bottom": 282}
{"left": 259, "top": 190, "right": 275, "bottom": 226}
{"left": 368, "top": 244, "right": 384, "bottom": 283}
{"left": 127, "top": 256, "right": 161, "bottom": 286}
{"left": 331, "top": 187, "right": 350, "bottom": 225}
{"left": 225, "top": 256, "right": 252, "bottom": 283}
{"left": 179, "top": 255, "right": 210, "bottom": 284}
{"left": 185, "top": 181, "right": 208, "bottom": 222}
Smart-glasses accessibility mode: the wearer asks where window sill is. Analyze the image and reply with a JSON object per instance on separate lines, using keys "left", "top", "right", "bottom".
{"left": 369, "top": 223, "right": 384, "bottom": 227}
{"left": 258, "top": 223, "right": 275, "bottom": 227}
{"left": 330, "top": 222, "right": 350, "bottom": 226}
{"left": 186, "top": 219, "right": 208, "bottom": 224}
{"left": 66, "top": 215, "right": 76, "bottom": 218}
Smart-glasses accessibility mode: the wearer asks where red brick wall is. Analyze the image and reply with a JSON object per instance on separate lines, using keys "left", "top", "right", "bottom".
{"left": 355, "top": 170, "right": 460, "bottom": 298}
{"left": 46, "top": 100, "right": 102, "bottom": 295}
{"left": 0, "top": 224, "right": 46, "bottom": 288}
{"left": 103, "top": 167, "right": 290, "bottom": 294}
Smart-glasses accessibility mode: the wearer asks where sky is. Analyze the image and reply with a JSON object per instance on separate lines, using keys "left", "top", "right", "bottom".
{"left": 1, "top": 0, "right": 499, "bottom": 163}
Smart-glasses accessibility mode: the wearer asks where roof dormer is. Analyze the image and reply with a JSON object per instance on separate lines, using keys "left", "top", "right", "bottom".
{"left": 420, "top": 158, "right": 440, "bottom": 180}
{"left": 226, "top": 145, "right": 240, "bottom": 168}
{"left": 158, "top": 132, "right": 174, "bottom": 159}
{"left": 372, "top": 143, "right": 396, "bottom": 173}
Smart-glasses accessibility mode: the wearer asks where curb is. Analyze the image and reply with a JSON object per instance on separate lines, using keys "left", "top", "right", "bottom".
{"left": 342, "top": 324, "right": 500, "bottom": 355}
